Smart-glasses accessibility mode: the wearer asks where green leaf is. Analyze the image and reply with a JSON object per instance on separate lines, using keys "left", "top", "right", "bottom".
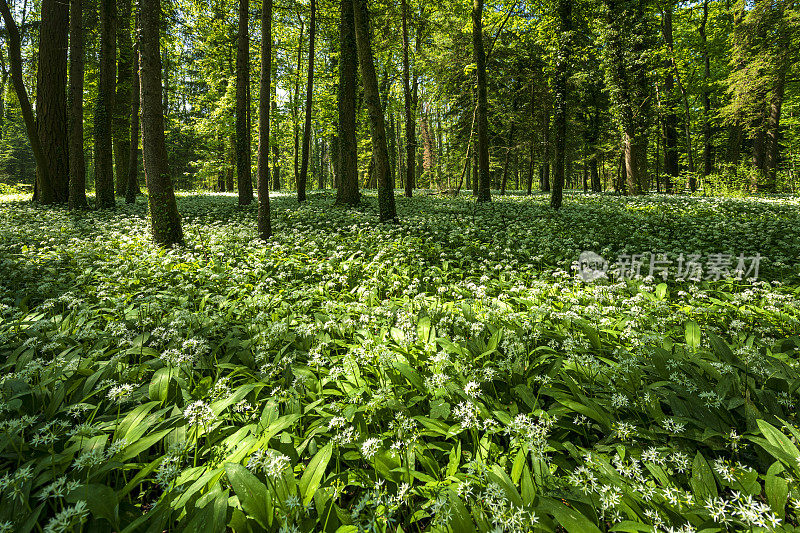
{"left": 224, "top": 463, "right": 272, "bottom": 528}
{"left": 67, "top": 484, "right": 118, "bottom": 529}
{"left": 430, "top": 399, "right": 451, "bottom": 420}
{"left": 691, "top": 452, "right": 717, "bottom": 501}
{"left": 707, "top": 332, "right": 736, "bottom": 363}
{"left": 299, "top": 443, "right": 333, "bottom": 507}
{"left": 149, "top": 367, "right": 175, "bottom": 403}
{"left": 655, "top": 283, "right": 667, "bottom": 300}
{"left": 766, "top": 469, "right": 789, "bottom": 518}
{"left": 685, "top": 320, "right": 701, "bottom": 349}
{"left": 447, "top": 490, "right": 476, "bottom": 533}
{"left": 755, "top": 419, "right": 800, "bottom": 472}
{"left": 540, "top": 497, "right": 602, "bottom": 533}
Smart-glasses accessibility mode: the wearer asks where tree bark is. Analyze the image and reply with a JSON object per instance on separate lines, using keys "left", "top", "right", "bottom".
{"left": 661, "top": 4, "right": 678, "bottom": 192}
{"left": 352, "top": 0, "right": 396, "bottom": 221}
{"left": 94, "top": 0, "right": 116, "bottom": 209}
{"left": 700, "top": 0, "right": 712, "bottom": 178}
{"left": 297, "top": 0, "right": 315, "bottom": 202}
{"left": 501, "top": 116, "right": 516, "bottom": 196}
{"left": 236, "top": 0, "right": 253, "bottom": 205}
{"left": 663, "top": 5, "right": 695, "bottom": 190}
{"left": 550, "top": 0, "right": 571, "bottom": 209}
{"left": 401, "top": 0, "right": 416, "bottom": 198}
{"left": 126, "top": 15, "right": 141, "bottom": 205}
{"left": 764, "top": 60, "right": 788, "bottom": 191}
{"left": 271, "top": 70, "right": 281, "bottom": 191}
{"left": 68, "top": 0, "right": 88, "bottom": 209}
{"left": 604, "top": 0, "right": 650, "bottom": 195}
{"left": 541, "top": 95, "right": 551, "bottom": 193}
{"left": 292, "top": 16, "right": 304, "bottom": 191}
{"left": 473, "top": 0, "right": 491, "bottom": 202}
{"left": 257, "top": 0, "right": 273, "bottom": 240}
{"left": 113, "top": 0, "right": 133, "bottom": 196}
{"left": 140, "top": 0, "right": 183, "bottom": 245}
{"left": 37, "top": 0, "right": 70, "bottom": 204}
{"left": 0, "top": 0, "right": 50, "bottom": 200}
{"left": 335, "top": 0, "right": 360, "bottom": 206}
{"left": 472, "top": 146, "right": 479, "bottom": 196}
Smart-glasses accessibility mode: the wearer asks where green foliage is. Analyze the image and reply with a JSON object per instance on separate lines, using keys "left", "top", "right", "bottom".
{"left": 0, "top": 191, "right": 799, "bottom": 531}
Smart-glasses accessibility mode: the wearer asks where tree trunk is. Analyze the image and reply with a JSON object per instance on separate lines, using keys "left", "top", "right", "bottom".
{"left": 37, "top": 0, "right": 70, "bottom": 204}
{"left": 590, "top": 157, "right": 600, "bottom": 192}
{"left": 605, "top": 0, "right": 651, "bottom": 195}
{"left": 352, "top": 0, "right": 396, "bottom": 221}
{"left": 236, "top": 0, "right": 253, "bottom": 205}
{"left": 726, "top": 124, "right": 742, "bottom": 166}
{"left": 401, "top": 0, "right": 416, "bottom": 197}
{"left": 700, "top": 0, "right": 712, "bottom": 178}
{"left": 271, "top": 74, "right": 281, "bottom": 191}
{"left": 421, "top": 105, "right": 436, "bottom": 184}
{"left": 226, "top": 134, "right": 235, "bottom": 191}
{"left": 68, "top": 0, "right": 88, "bottom": 209}
{"left": 95, "top": 0, "right": 116, "bottom": 209}
{"left": 501, "top": 118, "right": 515, "bottom": 196}
{"left": 257, "top": 0, "right": 272, "bottom": 239}
{"left": 550, "top": 0, "right": 571, "bottom": 210}
{"left": 336, "top": 0, "right": 360, "bottom": 206}
{"left": 527, "top": 141, "right": 534, "bottom": 194}
{"left": 661, "top": 5, "right": 678, "bottom": 193}
{"left": 319, "top": 138, "right": 327, "bottom": 189}
{"left": 764, "top": 60, "right": 788, "bottom": 191}
{"left": 387, "top": 102, "right": 396, "bottom": 189}
{"left": 473, "top": 0, "right": 491, "bottom": 202}
{"left": 0, "top": 0, "right": 50, "bottom": 200}
{"left": 541, "top": 95, "right": 551, "bottom": 193}
{"left": 126, "top": 15, "right": 141, "bottom": 205}
{"left": 292, "top": 17, "right": 304, "bottom": 191}
{"left": 472, "top": 146, "right": 479, "bottom": 196}
{"left": 140, "top": 0, "right": 183, "bottom": 245}
{"left": 297, "top": 0, "right": 315, "bottom": 202}
{"left": 113, "top": 0, "right": 133, "bottom": 197}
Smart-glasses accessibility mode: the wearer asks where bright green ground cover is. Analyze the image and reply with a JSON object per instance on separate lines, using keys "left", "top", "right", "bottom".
{"left": 1, "top": 191, "right": 799, "bottom": 533}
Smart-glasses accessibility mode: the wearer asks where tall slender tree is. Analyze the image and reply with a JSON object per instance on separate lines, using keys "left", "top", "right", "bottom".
{"left": 68, "top": 0, "right": 88, "bottom": 209}
{"left": 699, "top": 0, "right": 712, "bottom": 178}
{"left": 352, "top": 0, "right": 397, "bottom": 222}
{"left": 236, "top": 0, "right": 253, "bottom": 205}
{"left": 140, "top": 0, "right": 183, "bottom": 245}
{"left": 297, "top": 0, "right": 316, "bottom": 203}
{"left": 113, "top": 0, "right": 134, "bottom": 196}
{"left": 36, "top": 0, "right": 70, "bottom": 204}
{"left": 95, "top": 0, "right": 117, "bottom": 208}
{"left": 603, "top": 0, "right": 653, "bottom": 195}
{"left": 473, "top": 0, "right": 491, "bottom": 202}
{"left": 126, "top": 11, "right": 141, "bottom": 204}
{"left": 257, "top": 0, "right": 273, "bottom": 240}
{"left": 0, "top": 0, "right": 50, "bottom": 201}
{"left": 336, "top": 0, "right": 359, "bottom": 206}
{"left": 401, "top": 0, "right": 416, "bottom": 198}
{"left": 550, "top": 0, "right": 571, "bottom": 210}
{"left": 661, "top": 2, "right": 679, "bottom": 193}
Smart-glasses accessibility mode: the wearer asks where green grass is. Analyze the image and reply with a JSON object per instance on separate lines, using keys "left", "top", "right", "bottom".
{"left": 0, "top": 191, "right": 799, "bottom": 532}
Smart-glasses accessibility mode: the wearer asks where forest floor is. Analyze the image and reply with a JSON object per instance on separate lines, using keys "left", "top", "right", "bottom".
{"left": 1, "top": 191, "right": 799, "bottom": 532}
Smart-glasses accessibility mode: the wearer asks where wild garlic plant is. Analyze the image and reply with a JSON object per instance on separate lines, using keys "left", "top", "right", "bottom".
{"left": 0, "top": 192, "right": 799, "bottom": 531}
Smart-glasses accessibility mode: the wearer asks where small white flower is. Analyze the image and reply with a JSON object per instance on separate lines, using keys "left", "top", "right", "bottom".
{"left": 464, "top": 381, "right": 481, "bottom": 398}
{"left": 361, "top": 437, "right": 380, "bottom": 460}
{"left": 183, "top": 400, "right": 216, "bottom": 427}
